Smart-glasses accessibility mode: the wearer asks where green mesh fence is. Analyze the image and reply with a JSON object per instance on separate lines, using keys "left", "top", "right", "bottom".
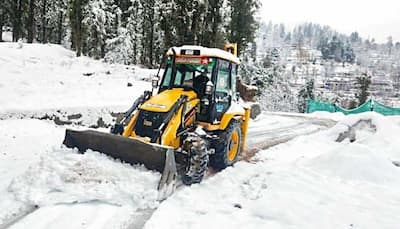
{"left": 307, "top": 99, "right": 400, "bottom": 116}
{"left": 373, "top": 101, "right": 400, "bottom": 115}
{"left": 307, "top": 100, "right": 336, "bottom": 113}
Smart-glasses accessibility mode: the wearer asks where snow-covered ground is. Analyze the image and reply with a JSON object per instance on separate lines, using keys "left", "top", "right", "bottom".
{"left": 0, "top": 42, "right": 154, "bottom": 122}
{"left": 1, "top": 42, "right": 399, "bottom": 229}
{"left": 146, "top": 113, "right": 400, "bottom": 229}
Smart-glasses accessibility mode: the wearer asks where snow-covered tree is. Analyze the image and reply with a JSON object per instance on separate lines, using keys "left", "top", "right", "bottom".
{"left": 104, "top": 27, "right": 133, "bottom": 64}
{"left": 83, "top": 0, "right": 117, "bottom": 59}
{"left": 297, "top": 78, "right": 315, "bottom": 113}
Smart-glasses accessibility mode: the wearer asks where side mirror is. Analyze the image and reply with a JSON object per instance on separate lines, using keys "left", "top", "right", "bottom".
{"left": 152, "top": 76, "right": 159, "bottom": 88}
{"left": 205, "top": 81, "right": 214, "bottom": 95}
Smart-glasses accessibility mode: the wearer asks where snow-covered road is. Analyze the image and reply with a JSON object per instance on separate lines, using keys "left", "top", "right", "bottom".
{"left": 0, "top": 112, "right": 334, "bottom": 229}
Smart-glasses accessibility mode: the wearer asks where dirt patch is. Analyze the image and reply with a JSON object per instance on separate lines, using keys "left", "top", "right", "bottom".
{"left": 67, "top": 114, "right": 82, "bottom": 120}
{"left": 89, "top": 117, "right": 109, "bottom": 129}
{"left": 239, "top": 147, "right": 261, "bottom": 163}
{"left": 38, "top": 114, "right": 72, "bottom": 125}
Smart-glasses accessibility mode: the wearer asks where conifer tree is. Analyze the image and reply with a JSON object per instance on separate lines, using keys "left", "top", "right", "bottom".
{"left": 69, "top": 0, "right": 89, "bottom": 56}
{"left": 226, "top": 0, "right": 260, "bottom": 55}
{"left": 355, "top": 74, "right": 371, "bottom": 106}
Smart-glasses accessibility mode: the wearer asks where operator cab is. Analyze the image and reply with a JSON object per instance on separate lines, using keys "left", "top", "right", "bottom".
{"left": 158, "top": 46, "right": 240, "bottom": 123}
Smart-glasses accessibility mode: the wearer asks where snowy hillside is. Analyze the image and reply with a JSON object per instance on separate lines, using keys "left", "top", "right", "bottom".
{"left": 0, "top": 42, "right": 155, "bottom": 120}
{"left": 252, "top": 22, "right": 400, "bottom": 111}
{"left": 0, "top": 44, "right": 400, "bottom": 229}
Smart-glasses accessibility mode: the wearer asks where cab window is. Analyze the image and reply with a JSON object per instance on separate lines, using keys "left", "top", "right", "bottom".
{"left": 161, "top": 57, "right": 215, "bottom": 89}
{"left": 231, "top": 64, "right": 237, "bottom": 95}
{"left": 216, "top": 59, "right": 231, "bottom": 94}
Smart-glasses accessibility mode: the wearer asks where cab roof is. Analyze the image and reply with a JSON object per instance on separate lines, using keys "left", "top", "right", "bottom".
{"left": 166, "top": 45, "right": 240, "bottom": 65}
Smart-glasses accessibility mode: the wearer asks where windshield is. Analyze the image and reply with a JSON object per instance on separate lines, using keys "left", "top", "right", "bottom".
{"left": 160, "top": 57, "right": 215, "bottom": 89}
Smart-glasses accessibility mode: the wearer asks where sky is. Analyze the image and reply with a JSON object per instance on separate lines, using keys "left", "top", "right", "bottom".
{"left": 259, "top": 0, "right": 400, "bottom": 43}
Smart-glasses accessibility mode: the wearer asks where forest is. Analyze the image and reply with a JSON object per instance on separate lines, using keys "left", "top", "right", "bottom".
{"left": 0, "top": 0, "right": 260, "bottom": 67}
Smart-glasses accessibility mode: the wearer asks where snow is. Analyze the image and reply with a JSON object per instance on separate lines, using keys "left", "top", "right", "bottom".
{"left": 9, "top": 147, "right": 160, "bottom": 208}
{"left": 9, "top": 203, "right": 136, "bottom": 229}
{"left": 0, "top": 119, "right": 159, "bottom": 229}
{"left": 0, "top": 43, "right": 160, "bottom": 228}
{"left": 0, "top": 42, "right": 155, "bottom": 115}
{"left": 1, "top": 42, "right": 400, "bottom": 228}
{"left": 167, "top": 45, "right": 241, "bottom": 64}
{"left": 145, "top": 113, "right": 400, "bottom": 229}
{"left": 2, "top": 31, "right": 12, "bottom": 42}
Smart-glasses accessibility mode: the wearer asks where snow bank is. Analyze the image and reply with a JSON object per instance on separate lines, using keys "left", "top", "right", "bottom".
{"left": 0, "top": 42, "right": 155, "bottom": 115}
{"left": 145, "top": 113, "right": 400, "bottom": 229}
{"left": 307, "top": 110, "right": 345, "bottom": 121}
{"left": 8, "top": 147, "right": 161, "bottom": 209}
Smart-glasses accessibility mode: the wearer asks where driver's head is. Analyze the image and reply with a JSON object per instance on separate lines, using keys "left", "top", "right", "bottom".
{"left": 197, "top": 69, "right": 208, "bottom": 78}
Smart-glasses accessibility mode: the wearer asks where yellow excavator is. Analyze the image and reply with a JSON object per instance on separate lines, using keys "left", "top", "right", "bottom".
{"left": 63, "top": 43, "right": 251, "bottom": 198}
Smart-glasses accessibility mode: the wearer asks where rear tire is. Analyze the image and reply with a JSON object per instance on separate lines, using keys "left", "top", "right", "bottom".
{"left": 210, "top": 120, "right": 242, "bottom": 170}
{"left": 182, "top": 135, "right": 209, "bottom": 185}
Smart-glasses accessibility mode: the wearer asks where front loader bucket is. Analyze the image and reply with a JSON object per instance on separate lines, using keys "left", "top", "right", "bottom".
{"left": 63, "top": 129, "right": 177, "bottom": 199}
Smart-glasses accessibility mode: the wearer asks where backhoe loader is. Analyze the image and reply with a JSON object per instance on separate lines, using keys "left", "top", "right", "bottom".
{"left": 63, "top": 43, "right": 251, "bottom": 199}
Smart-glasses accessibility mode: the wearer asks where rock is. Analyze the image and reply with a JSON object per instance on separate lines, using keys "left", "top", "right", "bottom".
{"left": 67, "top": 113, "right": 83, "bottom": 120}
{"left": 237, "top": 77, "right": 258, "bottom": 102}
{"left": 250, "top": 103, "right": 261, "bottom": 119}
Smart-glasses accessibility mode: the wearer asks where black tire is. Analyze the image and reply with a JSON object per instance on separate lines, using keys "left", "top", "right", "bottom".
{"left": 182, "top": 136, "right": 209, "bottom": 185}
{"left": 209, "top": 120, "right": 242, "bottom": 170}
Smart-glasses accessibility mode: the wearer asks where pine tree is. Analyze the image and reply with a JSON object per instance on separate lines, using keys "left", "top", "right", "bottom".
{"left": 104, "top": 27, "right": 133, "bottom": 64}
{"left": 126, "top": 0, "right": 143, "bottom": 64}
{"left": 0, "top": 0, "right": 6, "bottom": 42}
{"left": 200, "top": 0, "right": 224, "bottom": 47}
{"left": 47, "top": 0, "right": 69, "bottom": 44}
{"left": 26, "top": 0, "right": 35, "bottom": 43}
{"left": 174, "top": 0, "right": 193, "bottom": 45}
{"left": 4, "top": 0, "right": 27, "bottom": 42}
{"left": 355, "top": 74, "right": 371, "bottom": 105}
{"left": 226, "top": 0, "right": 260, "bottom": 55}
{"left": 387, "top": 36, "right": 393, "bottom": 55}
{"left": 82, "top": 0, "right": 117, "bottom": 59}
{"left": 297, "top": 79, "right": 315, "bottom": 113}
{"left": 159, "top": 0, "right": 176, "bottom": 49}
{"left": 141, "top": 0, "right": 157, "bottom": 67}
{"left": 69, "top": 0, "right": 89, "bottom": 56}
{"left": 40, "top": 0, "right": 47, "bottom": 42}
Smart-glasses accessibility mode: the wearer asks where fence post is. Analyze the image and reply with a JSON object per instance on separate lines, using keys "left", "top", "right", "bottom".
{"left": 370, "top": 100, "right": 374, "bottom": 111}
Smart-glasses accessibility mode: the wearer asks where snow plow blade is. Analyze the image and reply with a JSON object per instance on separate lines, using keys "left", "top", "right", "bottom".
{"left": 63, "top": 129, "right": 177, "bottom": 199}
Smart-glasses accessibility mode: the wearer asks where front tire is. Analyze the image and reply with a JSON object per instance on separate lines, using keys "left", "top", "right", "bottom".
{"left": 210, "top": 120, "right": 242, "bottom": 170}
{"left": 182, "top": 134, "right": 209, "bottom": 185}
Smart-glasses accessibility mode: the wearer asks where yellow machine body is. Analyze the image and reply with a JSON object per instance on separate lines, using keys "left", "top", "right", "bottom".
{"left": 121, "top": 87, "right": 250, "bottom": 152}
{"left": 63, "top": 44, "right": 251, "bottom": 197}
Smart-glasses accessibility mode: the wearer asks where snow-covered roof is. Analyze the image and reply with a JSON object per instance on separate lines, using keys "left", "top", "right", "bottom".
{"left": 167, "top": 45, "right": 241, "bottom": 65}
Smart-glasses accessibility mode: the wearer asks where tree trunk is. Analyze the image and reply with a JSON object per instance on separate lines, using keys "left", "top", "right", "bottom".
{"left": 57, "top": 12, "right": 63, "bottom": 44}
{"left": 12, "top": 0, "right": 23, "bottom": 42}
{"left": 75, "top": 0, "right": 82, "bottom": 56}
{"left": 132, "top": 21, "right": 137, "bottom": 64}
{"left": 190, "top": 8, "right": 198, "bottom": 45}
{"left": 27, "top": 0, "right": 35, "bottom": 43}
{"left": 140, "top": 23, "right": 145, "bottom": 64}
{"left": 0, "top": 6, "right": 3, "bottom": 42}
{"left": 149, "top": 19, "right": 154, "bottom": 67}
{"left": 41, "top": 0, "right": 47, "bottom": 43}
